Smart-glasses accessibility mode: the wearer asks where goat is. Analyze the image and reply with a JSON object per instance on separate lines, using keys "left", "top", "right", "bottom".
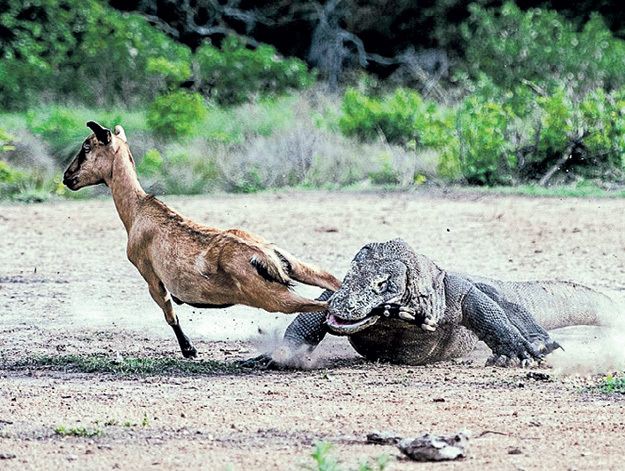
{"left": 63, "top": 121, "right": 341, "bottom": 358}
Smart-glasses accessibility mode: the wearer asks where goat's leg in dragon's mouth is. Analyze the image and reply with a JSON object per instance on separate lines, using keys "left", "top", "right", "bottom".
{"left": 326, "top": 304, "right": 424, "bottom": 334}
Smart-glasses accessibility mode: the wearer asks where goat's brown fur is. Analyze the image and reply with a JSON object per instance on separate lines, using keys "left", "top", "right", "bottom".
{"left": 63, "top": 121, "right": 341, "bottom": 357}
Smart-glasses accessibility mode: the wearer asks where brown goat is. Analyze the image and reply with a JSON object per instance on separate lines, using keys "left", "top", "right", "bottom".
{"left": 63, "top": 121, "right": 341, "bottom": 358}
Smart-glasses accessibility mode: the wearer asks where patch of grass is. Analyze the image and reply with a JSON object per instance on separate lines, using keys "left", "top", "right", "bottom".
{"left": 302, "top": 441, "right": 389, "bottom": 471}
{"left": 6, "top": 354, "right": 247, "bottom": 377}
{"left": 54, "top": 426, "right": 102, "bottom": 438}
{"left": 456, "top": 182, "right": 625, "bottom": 198}
{"left": 591, "top": 375, "right": 625, "bottom": 394}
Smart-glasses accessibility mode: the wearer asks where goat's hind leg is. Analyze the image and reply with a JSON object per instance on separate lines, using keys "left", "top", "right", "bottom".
{"left": 148, "top": 281, "right": 197, "bottom": 358}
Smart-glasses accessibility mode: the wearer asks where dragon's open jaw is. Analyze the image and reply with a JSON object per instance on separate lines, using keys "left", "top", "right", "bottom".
{"left": 326, "top": 312, "right": 381, "bottom": 334}
{"left": 326, "top": 297, "right": 403, "bottom": 335}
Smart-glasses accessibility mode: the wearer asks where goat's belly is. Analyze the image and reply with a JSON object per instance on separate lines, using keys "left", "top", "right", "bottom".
{"left": 170, "top": 294, "right": 233, "bottom": 309}
{"left": 348, "top": 320, "right": 478, "bottom": 365}
{"left": 162, "top": 271, "right": 234, "bottom": 308}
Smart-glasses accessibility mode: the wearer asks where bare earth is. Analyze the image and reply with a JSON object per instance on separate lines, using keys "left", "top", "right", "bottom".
{"left": 1, "top": 190, "right": 624, "bottom": 471}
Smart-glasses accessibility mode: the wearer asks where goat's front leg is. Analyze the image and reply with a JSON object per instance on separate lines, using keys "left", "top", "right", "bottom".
{"left": 148, "top": 281, "right": 197, "bottom": 358}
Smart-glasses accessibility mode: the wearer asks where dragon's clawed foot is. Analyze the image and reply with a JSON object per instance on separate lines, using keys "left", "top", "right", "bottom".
{"left": 420, "top": 315, "right": 438, "bottom": 332}
{"left": 382, "top": 305, "right": 420, "bottom": 323}
{"left": 236, "top": 353, "right": 284, "bottom": 370}
{"left": 382, "top": 304, "right": 439, "bottom": 332}
{"left": 486, "top": 350, "right": 545, "bottom": 368}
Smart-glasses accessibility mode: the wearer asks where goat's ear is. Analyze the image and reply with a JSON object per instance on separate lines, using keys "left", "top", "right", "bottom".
{"left": 114, "top": 125, "right": 127, "bottom": 143}
{"left": 86, "top": 121, "right": 111, "bottom": 145}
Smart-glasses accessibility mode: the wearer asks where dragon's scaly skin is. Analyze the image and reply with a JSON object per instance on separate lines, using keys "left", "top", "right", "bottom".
{"left": 281, "top": 239, "right": 616, "bottom": 366}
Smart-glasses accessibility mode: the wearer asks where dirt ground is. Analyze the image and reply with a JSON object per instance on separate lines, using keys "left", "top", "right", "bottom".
{"left": 1, "top": 190, "right": 624, "bottom": 471}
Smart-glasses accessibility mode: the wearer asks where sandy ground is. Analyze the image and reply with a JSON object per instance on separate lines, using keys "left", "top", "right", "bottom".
{"left": 1, "top": 190, "right": 624, "bottom": 470}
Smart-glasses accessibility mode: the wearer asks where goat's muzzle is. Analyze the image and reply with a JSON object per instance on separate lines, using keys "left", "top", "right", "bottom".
{"left": 62, "top": 172, "right": 79, "bottom": 191}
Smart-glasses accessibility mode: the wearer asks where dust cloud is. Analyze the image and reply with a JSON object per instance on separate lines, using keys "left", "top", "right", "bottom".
{"left": 548, "top": 293, "right": 625, "bottom": 376}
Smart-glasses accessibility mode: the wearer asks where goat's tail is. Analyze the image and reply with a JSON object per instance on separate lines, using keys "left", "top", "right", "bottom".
{"left": 249, "top": 249, "right": 293, "bottom": 286}
{"left": 273, "top": 248, "right": 342, "bottom": 291}
{"left": 217, "top": 229, "right": 341, "bottom": 291}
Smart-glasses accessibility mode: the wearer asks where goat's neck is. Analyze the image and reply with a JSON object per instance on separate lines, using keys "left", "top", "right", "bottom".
{"left": 106, "top": 150, "right": 146, "bottom": 234}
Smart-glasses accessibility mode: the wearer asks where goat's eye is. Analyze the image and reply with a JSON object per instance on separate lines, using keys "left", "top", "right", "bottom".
{"left": 82, "top": 142, "right": 91, "bottom": 153}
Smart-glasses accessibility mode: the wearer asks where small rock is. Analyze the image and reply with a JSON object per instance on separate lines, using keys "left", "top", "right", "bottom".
{"left": 366, "top": 431, "right": 402, "bottom": 445}
{"left": 526, "top": 372, "right": 551, "bottom": 381}
{"left": 397, "top": 430, "right": 470, "bottom": 462}
{"left": 508, "top": 447, "right": 523, "bottom": 455}
{"left": 0, "top": 453, "right": 16, "bottom": 460}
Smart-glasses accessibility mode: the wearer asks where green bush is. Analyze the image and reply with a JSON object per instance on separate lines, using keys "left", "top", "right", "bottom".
{"left": 136, "top": 148, "right": 163, "bottom": 177}
{"left": 339, "top": 88, "right": 424, "bottom": 144}
{"left": 579, "top": 88, "right": 625, "bottom": 171}
{"left": 461, "top": 2, "right": 625, "bottom": 98}
{"left": 454, "top": 96, "right": 514, "bottom": 185}
{"left": 0, "top": 0, "right": 192, "bottom": 110}
{"left": 194, "top": 36, "right": 315, "bottom": 107}
{"left": 0, "top": 161, "right": 48, "bottom": 201}
{"left": 147, "top": 90, "right": 207, "bottom": 138}
{"left": 440, "top": 83, "right": 625, "bottom": 185}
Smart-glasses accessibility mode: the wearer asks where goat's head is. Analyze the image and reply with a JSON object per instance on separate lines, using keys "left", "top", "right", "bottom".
{"left": 63, "top": 121, "right": 130, "bottom": 191}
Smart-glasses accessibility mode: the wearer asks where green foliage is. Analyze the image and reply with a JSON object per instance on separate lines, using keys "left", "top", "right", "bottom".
{"left": 461, "top": 2, "right": 625, "bottom": 97}
{"left": 305, "top": 441, "right": 341, "bottom": 471}
{"left": 0, "top": 0, "right": 191, "bottom": 110}
{"left": 339, "top": 79, "right": 625, "bottom": 186}
{"left": 596, "top": 375, "right": 625, "bottom": 394}
{"left": 302, "top": 441, "right": 388, "bottom": 471}
{"left": 0, "top": 161, "right": 51, "bottom": 202}
{"left": 339, "top": 88, "right": 424, "bottom": 144}
{"left": 8, "top": 354, "right": 246, "bottom": 376}
{"left": 0, "top": 127, "right": 15, "bottom": 152}
{"left": 455, "top": 96, "right": 514, "bottom": 185}
{"left": 536, "top": 87, "right": 572, "bottom": 154}
{"left": 26, "top": 107, "right": 85, "bottom": 162}
{"left": 579, "top": 88, "right": 625, "bottom": 170}
{"left": 24, "top": 106, "right": 137, "bottom": 164}
{"left": 146, "top": 57, "right": 191, "bottom": 90}
{"left": 147, "top": 90, "right": 207, "bottom": 138}
{"left": 200, "top": 96, "right": 299, "bottom": 144}
{"left": 54, "top": 426, "right": 102, "bottom": 438}
{"left": 136, "top": 149, "right": 163, "bottom": 177}
{"left": 368, "top": 152, "right": 400, "bottom": 185}
{"left": 0, "top": 161, "right": 26, "bottom": 184}
{"left": 195, "top": 36, "right": 315, "bottom": 107}
{"left": 143, "top": 144, "right": 219, "bottom": 195}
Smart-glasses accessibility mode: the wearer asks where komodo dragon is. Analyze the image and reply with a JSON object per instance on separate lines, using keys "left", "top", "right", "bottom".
{"left": 261, "top": 238, "right": 617, "bottom": 367}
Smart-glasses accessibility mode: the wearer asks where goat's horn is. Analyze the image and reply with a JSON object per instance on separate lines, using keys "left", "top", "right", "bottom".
{"left": 86, "top": 121, "right": 111, "bottom": 145}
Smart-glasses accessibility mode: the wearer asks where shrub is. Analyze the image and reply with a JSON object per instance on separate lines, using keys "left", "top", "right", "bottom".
{"left": 0, "top": 161, "right": 48, "bottom": 201}
{"left": 339, "top": 88, "right": 424, "bottom": 144}
{"left": 146, "top": 90, "right": 207, "bottom": 138}
{"left": 194, "top": 36, "right": 315, "bottom": 107}
{"left": 461, "top": 2, "right": 625, "bottom": 98}
{"left": 0, "top": 0, "right": 192, "bottom": 110}
{"left": 454, "top": 96, "right": 514, "bottom": 185}
{"left": 441, "top": 83, "right": 625, "bottom": 185}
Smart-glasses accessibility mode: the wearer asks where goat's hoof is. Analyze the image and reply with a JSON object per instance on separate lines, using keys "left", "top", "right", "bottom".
{"left": 182, "top": 345, "right": 198, "bottom": 358}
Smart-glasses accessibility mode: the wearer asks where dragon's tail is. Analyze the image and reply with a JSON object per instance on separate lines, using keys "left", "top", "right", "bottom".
{"left": 494, "top": 280, "right": 621, "bottom": 330}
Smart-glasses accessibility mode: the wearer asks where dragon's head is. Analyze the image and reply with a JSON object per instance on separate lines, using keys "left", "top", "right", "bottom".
{"left": 327, "top": 239, "right": 414, "bottom": 334}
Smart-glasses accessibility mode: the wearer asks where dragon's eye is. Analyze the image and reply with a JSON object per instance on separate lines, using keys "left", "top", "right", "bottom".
{"left": 373, "top": 278, "right": 388, "bottom": 294}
